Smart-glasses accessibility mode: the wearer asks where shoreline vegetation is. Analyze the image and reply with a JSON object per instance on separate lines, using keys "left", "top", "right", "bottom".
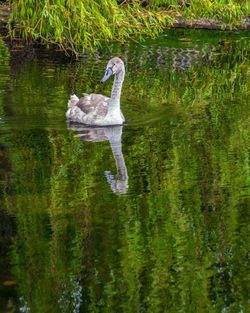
{"left": 0, "top": 1, "right": 249, "bottom": 55}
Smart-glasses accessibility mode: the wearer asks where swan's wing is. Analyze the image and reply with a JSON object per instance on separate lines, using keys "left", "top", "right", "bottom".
{"left": 77, "top": 93, "right": 109, "bottom": 116}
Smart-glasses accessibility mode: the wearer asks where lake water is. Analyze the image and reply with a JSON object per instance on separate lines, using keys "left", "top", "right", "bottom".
{"left": 0, "top": 29, "right": 249, "bottom": 313}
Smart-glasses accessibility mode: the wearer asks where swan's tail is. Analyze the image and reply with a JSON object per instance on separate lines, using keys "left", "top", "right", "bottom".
{"left": 68, "top": 94, "right": 79, "bottom": 108}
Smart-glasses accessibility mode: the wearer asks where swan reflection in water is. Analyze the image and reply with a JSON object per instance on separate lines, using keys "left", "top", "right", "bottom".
{"left": 68, "top": 124, "right": 128, "bottom": 194}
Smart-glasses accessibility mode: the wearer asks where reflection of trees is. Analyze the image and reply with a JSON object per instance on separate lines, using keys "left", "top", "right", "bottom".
{"left": 0, "top": 37, "right": 9, "bottom": 118}
{"left": 0, "top": 32, "right": 248, "bottom": 312}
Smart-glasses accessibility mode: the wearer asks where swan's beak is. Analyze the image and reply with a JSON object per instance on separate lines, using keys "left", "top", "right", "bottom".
{"left": 100, "top": 67, "right": 113, "bottom": 83}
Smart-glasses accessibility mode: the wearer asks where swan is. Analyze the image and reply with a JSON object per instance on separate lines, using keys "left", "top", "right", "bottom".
{"left": 66, "top": 57, "right": 125, "bottom": 126}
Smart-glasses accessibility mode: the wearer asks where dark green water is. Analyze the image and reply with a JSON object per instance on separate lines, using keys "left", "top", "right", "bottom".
{"left": 0, "top": 29, "right": 249, "bottom": 313}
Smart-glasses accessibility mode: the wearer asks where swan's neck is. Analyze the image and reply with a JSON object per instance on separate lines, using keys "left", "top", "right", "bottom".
{"left": 106, "top": 68, "right": 125, "bottom": 123}
{"left": 110, "top": 69, "right": 125, "bottom": 104}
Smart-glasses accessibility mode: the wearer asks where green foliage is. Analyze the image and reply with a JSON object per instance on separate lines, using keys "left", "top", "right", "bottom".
{"left": 180, "top": 0, "right": 249, "bottom": 24}
{"left": 10, "top": 0, "right": 173, "bottom": 54}
{"left": 151, "top": 0, "right": 248, "bottom": 24}
{"left": 9, "top": 0, "right": 248, "bottom": 54}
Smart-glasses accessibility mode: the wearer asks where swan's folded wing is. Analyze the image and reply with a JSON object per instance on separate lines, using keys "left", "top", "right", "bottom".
{"left": 77, "top": 93, "right": 109, "bottom": 116}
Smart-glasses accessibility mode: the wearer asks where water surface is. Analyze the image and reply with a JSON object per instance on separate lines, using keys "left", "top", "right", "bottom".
{"left": 0, "top": 29, "right": 249, "bottom": 313}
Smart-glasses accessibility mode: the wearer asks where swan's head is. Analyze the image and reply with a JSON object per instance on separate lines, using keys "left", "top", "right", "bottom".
{"left": 101, "top": 57, "right": 125, "bottom": 83}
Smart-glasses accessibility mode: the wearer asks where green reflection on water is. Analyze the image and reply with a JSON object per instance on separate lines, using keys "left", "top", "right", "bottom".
{"left": 0, "top": 30, "right": 249, "bottom": 313}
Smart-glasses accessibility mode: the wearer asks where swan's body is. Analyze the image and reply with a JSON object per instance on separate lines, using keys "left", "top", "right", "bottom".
{"left": 66, "top": 57, "right": 125, "bottom": 126}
